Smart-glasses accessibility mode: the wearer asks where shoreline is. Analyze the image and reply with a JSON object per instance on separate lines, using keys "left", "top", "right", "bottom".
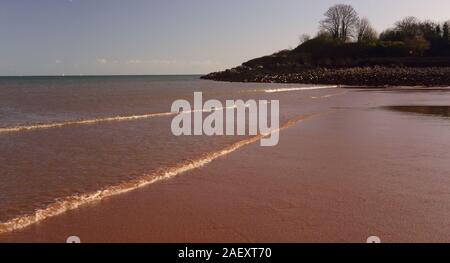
{"left": 202, "top": 66, "right": 450, "bottom": 87}
{"left": 2, "top": 87, "right": 450, "bottom": 242}
{"left": 0, "top": 113, "right": 318, "bottom": 235}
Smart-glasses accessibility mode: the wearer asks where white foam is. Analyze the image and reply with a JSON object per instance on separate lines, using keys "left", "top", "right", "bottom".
{"left": 264, "top": 85, "right": 339, "bottom": 93}
{"left": 0, "top": 105, "right": 246, "bottom": 134}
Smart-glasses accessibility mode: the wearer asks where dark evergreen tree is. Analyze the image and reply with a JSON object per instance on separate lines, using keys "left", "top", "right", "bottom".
{"left": 435, "top": 25, "right": 442, "bottom": 37}
{"left": 443, "top": 22, "right": 450, "bottom": 42}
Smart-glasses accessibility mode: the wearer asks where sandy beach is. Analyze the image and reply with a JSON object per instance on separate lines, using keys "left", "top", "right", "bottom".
{"left": 1, "top": 86, "right": 449, "bottom": 243}
{"left": 2, "top": 0, "right": 450, "bottom": 248}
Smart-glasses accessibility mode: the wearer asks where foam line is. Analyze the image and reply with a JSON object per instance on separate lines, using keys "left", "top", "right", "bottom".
{"left": 263, "top": 85, "right": 339, "bottom": 93}
{"left": 0, "top": 105, "right": 249, "bottom": 134}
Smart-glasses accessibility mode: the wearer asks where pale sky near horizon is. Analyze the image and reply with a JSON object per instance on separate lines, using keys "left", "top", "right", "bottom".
{"left": 1, "top": 0, "right": 449, "bottom": 76}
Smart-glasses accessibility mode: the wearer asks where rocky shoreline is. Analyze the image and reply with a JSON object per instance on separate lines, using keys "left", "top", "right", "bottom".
{"left": 201, "top": 66, "right": 450, "bottom": 87}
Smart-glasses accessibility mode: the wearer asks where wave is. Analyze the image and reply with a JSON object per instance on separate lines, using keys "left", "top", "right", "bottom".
{"left": 0, "top": 112, "right": 176, "bottom": 134}
{"left": 0, "top": 105, "right": 248, "bottom": 135}
{"left": 0, "top": 111, "right": 330, "bottom": 234}
{"left": 263, "top": 85, "right": 339, "bottom": 93}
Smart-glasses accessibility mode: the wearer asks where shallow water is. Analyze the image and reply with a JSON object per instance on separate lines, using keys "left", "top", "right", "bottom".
{"left": 383, "top": 105, "right": 450, "bottom": 118}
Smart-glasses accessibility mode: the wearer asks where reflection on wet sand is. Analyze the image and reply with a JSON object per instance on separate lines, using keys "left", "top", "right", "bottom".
{"left": 383, "top": 105, "right": 450, "bottom": 118}
{"left": 355, "top": 87, "right": 450, "bottom": 93}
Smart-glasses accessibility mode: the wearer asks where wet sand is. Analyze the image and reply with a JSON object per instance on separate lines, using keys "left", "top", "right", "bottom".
{"left": 1, "top": 89, "right": 450, "bottom": 243}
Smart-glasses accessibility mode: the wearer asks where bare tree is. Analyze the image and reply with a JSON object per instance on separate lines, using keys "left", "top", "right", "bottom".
{"left": 339, "top": 5, "right": 359, "bottom": 40}
{"left": 320, "top": 4, "right": 359, "bottom": 41}
{"left": 316, "top": 29, "right": 333, "bottom": 39}
{"left": 320, "top": 5, "right": 341, "bottom": 39}
{"left": 395, "top": 16, "right": 421, "bottom": 36}
{"left": 357, "top": 17, "right": 378, "bottom": 42}
{"left": 299, "top": 34, "right": 311, "bottom": 45}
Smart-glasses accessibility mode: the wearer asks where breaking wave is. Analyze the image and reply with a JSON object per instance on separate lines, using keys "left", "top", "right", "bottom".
{"left": 0, "top": 105, "right": 247, "bottom": 134}
{"left": 263, "top": 85, "right": 339, "bottom": 93}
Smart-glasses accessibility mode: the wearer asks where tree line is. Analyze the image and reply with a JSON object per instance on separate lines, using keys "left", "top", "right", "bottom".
{"left": 307, "top": 4, "right": 450, "bottom": 56}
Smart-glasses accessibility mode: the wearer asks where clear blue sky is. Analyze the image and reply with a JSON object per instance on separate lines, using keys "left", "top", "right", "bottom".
{"left": 1, "top": 0, "right": 449, "bottom": 76}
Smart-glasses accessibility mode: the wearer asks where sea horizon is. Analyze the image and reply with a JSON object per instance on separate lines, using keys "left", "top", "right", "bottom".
{"left": 0, "top": 74, "right": 205, "bottom": 78}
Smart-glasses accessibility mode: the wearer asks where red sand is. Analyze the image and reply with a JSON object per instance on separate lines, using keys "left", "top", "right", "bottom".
{"left": 1, "top": 102, "right": 450, "bottom": 243}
